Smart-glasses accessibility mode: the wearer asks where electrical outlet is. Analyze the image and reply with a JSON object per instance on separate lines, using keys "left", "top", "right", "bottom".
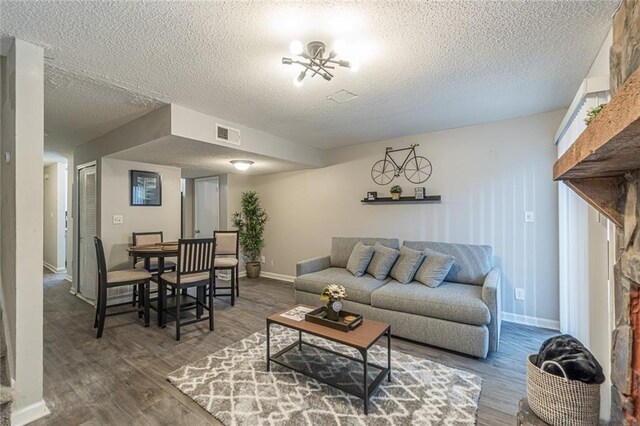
{"left": 524, "top": 211, "right": 534, "bottom": 223}
{"left": 261, "top": 256, "right": 266, "bottom": 264}
{"left": 112, "top": 215, "right": 124, "bottom": 225}
{"left": 515, "top": 288, "right": 525, "bottom": 301}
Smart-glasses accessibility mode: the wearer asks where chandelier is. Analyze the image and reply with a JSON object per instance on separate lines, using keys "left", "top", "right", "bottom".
{"left": 282, "top": 40, "right": 352, "bottom": 86}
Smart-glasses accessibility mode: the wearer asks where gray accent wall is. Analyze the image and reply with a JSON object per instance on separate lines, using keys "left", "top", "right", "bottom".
{"left": 235, "top": 110, "right": 564, "bottom": 324}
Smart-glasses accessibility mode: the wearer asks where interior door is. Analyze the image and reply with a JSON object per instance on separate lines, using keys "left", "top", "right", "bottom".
{"left": 194, "top": 177, "right": 219, "bottom": 238}
{"left": 78, "top": 165, "right": 97, "bottom": 301}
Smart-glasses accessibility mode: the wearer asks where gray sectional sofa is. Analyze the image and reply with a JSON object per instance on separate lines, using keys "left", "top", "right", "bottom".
{"left": 294, "top": 237, "right": 501, "bottom": 358}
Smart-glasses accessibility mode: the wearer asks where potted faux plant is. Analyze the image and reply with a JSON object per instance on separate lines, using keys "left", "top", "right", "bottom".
{"left": 320, "top": 284, "right": 347, "bottom": 321}
{"left": 231, "top": 190, "right": 268, "bottom": 279}
{"left": 584, "top": 103, "right": 607, "bottom": 126}
{"left": 390, "top": 185, "right": 402, "bottom": 200}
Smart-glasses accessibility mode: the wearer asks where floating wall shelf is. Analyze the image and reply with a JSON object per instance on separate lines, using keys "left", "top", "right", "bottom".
{"left": 361, "top": 196, "right": 441, "bottom": 204}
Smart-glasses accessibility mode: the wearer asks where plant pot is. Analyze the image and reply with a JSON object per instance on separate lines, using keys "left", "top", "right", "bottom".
{"left": 391, "top": 193, "right": 401, "bottom": 200}
{"left": 246, "top": 262, "right": 261, "bottom": 279}
{"left": 325, "top": 302, "right": 340, "bottom": 321}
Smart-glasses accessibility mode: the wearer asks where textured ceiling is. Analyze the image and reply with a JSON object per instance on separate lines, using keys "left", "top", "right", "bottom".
{"left": 1, "top": 0, "right": 618, "bottom": 153}
{"left": 108, "top": 136, "right": 307, "bottom": 178}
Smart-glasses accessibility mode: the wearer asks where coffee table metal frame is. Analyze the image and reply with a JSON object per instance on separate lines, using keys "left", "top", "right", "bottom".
{"left": 266, "top": 316, "right": 391, "bottom": 415}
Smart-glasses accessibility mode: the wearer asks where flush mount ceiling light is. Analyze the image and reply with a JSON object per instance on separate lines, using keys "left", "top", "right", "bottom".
{"left": 282, "top": 40, "right": 354, "bottom": 86}
{"left": 230, "top": 160, "right": 254, "bottom": 171}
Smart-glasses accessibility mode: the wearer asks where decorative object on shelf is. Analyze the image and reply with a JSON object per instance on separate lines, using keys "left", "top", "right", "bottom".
{"left": 230, "top": 160, "right": 254, "bottom": 171}
{"left": 361, "top": 195, "right": 441, "bottom": 203}
{"left": 366, "top": 191, "right": 378, "bottom": 201}
{"left": 130, "top": 170, "right": 162, "bottom": 206}
{"left": 282, "top": 40, "right": 352, "bottom": 86}
{"left": 320, "top": 284, "right": 347, "bottom": 321}
{"left": 232, "top": 191, "right": 268, "bottom": 279}
{"left": 584, "top": 103, "right": 607, "bottom": 126}
{"left": 390, "top": 185, "right": 402, "bottom": 200}
{"left": 371, "top": 144, "right": 432, "bottom": 185}
{"left": 414, "top": 187, "right": 425, "bottom": 200}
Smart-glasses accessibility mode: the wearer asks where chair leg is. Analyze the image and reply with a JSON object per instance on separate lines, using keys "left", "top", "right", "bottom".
{"left": 231, "top": 268, "right": 236, "bottom": 306}
{"left": 144, "top": 280, "right": 150, "bottom": 327}
{"left": 175, "top": 289, "right": 181, "bottom": 341}
{"left": 137, "top": 283, "right": 143, "bottom": 318}
{"left": 213, "top": 270, "right": 217, "bottom": 296}
{"left": 96, "top": 284, "right": 108, "bottom": 338}
{"left": 236, "top": 265, "right": 239, "bottom": 297}
{"left": 94, "top": 282, "right": 101, "bottom": 328}
{"left": 132, "top": 285, "right": 137, "bottom": 307}
{"left": 208, "top": 281, "right": 214, "bottom": 331}
{"left": 196, "top": 286, "right": 203, "bottom": 319}
{"left": 159, "top": 281, "right": 166, "bottom": 328}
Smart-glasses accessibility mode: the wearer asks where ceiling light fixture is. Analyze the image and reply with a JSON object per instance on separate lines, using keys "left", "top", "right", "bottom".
{"left": 230, "top": 160, "right": 254, "bottom": 171}
{"left": 282, "top": 40, "right": 352, "bottom": 85}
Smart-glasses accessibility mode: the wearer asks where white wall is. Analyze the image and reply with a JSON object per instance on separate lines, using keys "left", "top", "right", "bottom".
{"left": 100, "top": 158, "right": 181, "bottom": 273}
{"left": 235, "top": 110, "right": 564, "bottom": 324}
{"left": 0, "top": 38, "right": 48, "bottom": 424}
{"left": 43, "top": 162, "right": 67, "bottom": 273}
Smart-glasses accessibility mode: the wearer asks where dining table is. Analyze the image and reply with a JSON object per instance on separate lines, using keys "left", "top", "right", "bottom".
{"left": 127, "top": 241, "right": 179, "bottom": 326}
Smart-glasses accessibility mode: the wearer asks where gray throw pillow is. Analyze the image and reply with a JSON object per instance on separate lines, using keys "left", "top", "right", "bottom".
{"left": 390, "top": 246, "right": 425, "bottom": 284}
{"left": 366, "top": 242, "right": 399, "bottom": 280}
{"left": 346, "top": 242, "right": 375, "bottom": 277}
{"left": 414, "top": 248, "right": 456, "bottom": 288}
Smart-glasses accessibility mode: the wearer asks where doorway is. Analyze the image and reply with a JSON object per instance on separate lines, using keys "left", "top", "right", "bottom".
{"left": 194, "top": 177, "right": 219, "bottom": 238}
{"left": 77, "top": 163, "right": 97, "bottom": 301}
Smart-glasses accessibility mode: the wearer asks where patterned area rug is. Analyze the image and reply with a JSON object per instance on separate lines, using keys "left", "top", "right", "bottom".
{"left": 167, "top": 326, "right": 481, "bottom": 425}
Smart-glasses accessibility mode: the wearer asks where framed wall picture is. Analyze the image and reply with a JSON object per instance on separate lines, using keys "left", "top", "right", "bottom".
{"left": 367, "top": 191, "right": 378, "bottom": 201}
{"left": 130, "top": 170, "right": 162, "bottom": 206}
{"left": 414, "top": 187, "right": 425, "bottom": 200}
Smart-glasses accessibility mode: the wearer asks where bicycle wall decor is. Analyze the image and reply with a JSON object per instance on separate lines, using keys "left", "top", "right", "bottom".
{"left": 370, "top": 144, "right": 432, "bottom": 185}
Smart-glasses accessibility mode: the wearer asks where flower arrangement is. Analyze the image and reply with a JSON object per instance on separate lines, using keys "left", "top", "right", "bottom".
{"left": 320, "top": 284, "right": 347, "bottom": 321}
{"left": 320, "top": 284, "right": 347, "bottom": 302}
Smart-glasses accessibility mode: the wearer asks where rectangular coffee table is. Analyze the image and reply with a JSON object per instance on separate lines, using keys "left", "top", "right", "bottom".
{"left": 266, "top": 304, "right": 391, "bottom": 414}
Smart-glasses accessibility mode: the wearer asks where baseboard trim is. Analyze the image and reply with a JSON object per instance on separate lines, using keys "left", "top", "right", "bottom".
{"left": 43, "top": 262, "right": 66, "bottom": 274}
{"left": 64, "top": 274, "right": 73, "bottom": 283}
{"left": 502, "top": 312, "right": 560, "bottom": 330}
{"left": 259, "top": 271, "right": 295, "bottom": 283}
{"left": 11, "top": 399, "right": 50, "bottom": 426}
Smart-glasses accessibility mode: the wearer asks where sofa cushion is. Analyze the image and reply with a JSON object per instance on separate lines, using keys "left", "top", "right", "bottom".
{"left": 366, "top": 242, "right": 399, "bottom": 280}
{"left": 414, "top": 248, "right": 455, "bottom": 288}
{"left": 389, "top": 246, "right": 425, "bottom": 284}
{"left": 295, "top": 267, "right": 389, "bottom": 305}
{"left": 403, "top": 241, "right": 492, "bottom": 285}
{"left": 370, "top": 281, "right": 490, "bottom": 326}
{"left": 330, "top": 237, "right": 400, "bottom": 268}
{"left": 346, "top": 242, "right": 375, "bottom": 277}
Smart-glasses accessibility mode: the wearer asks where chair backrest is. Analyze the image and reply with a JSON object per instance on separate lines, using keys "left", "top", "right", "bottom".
{"left": 213, "top": 231, "right": 238, "bottom": 257}
{"left": 93, "top": 236, "right": 108, "bottom": 287}
{"left": 132, "top": 232, "right": 163, "bottom": 264}
{"left": 176, "top": 238, "right": 216, "bottom": 282}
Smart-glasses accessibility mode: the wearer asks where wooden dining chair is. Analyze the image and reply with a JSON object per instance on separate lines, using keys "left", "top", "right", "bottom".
{"left": 93, "top": 236, "right": 151, "bottom": 338}
{"left": 212, "top": 231, "right": 239, "bottom": 306}
{"left": 131, "top": 231, "right": 176, "bottom": 308}
{"left": 159, "top": 238, "right": 216, "bottom": 341}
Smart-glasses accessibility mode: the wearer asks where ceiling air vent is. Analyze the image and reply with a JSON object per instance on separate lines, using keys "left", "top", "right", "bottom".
{"left": 216, "top": 124, "right": 241, "bottom": 145}
{"left": 327, "top": 89, "right": 358, "bottom": 104}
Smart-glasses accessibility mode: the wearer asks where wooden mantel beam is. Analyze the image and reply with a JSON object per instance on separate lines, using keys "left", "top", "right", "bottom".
{"left": 553, "top": 66, "right": 640, "bottom": 181}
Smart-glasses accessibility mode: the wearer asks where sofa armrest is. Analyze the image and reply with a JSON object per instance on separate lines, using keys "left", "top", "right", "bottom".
{"left": 482, "top": 267, "right": 501, "bottom": 352}
{"left": 296, "top": 255, "right": 331, "bottom": 277}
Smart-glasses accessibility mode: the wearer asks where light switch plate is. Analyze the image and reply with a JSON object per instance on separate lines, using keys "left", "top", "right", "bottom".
{"left": 515, "top": 288, "right": 525, "bottom": 301}
{"left": 524, "top": 211, "right": 534, "bottom": 223}
{"left": 112, "top": 215, "right": 124, "bottom": 225}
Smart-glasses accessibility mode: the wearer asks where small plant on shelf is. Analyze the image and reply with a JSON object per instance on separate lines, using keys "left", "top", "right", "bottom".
{"left": 584, "top": 103, "right": 607, "bottom": 126}
{"left": 390, "top": 185, "right": 402, "bottom": 200}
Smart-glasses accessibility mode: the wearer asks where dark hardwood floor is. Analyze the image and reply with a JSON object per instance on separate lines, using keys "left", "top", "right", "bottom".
{"left": 37, "top": 270, "right": 555, "bottom": 425}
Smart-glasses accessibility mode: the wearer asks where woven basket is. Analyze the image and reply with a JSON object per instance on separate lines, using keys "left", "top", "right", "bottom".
{"left": 526, "top": 354, "right": 600, "bottom": 425}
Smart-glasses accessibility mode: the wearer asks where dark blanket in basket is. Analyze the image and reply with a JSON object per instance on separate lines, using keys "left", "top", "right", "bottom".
{"left": 535, "top": 335, "right": 605, "bottom": 384}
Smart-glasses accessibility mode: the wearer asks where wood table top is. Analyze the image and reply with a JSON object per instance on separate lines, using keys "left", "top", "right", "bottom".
{"left": 267, "top": 304, "right": 390, "bottom": 350}
{"left": 127, "top": 243, "right": 178, "bottom": 256}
